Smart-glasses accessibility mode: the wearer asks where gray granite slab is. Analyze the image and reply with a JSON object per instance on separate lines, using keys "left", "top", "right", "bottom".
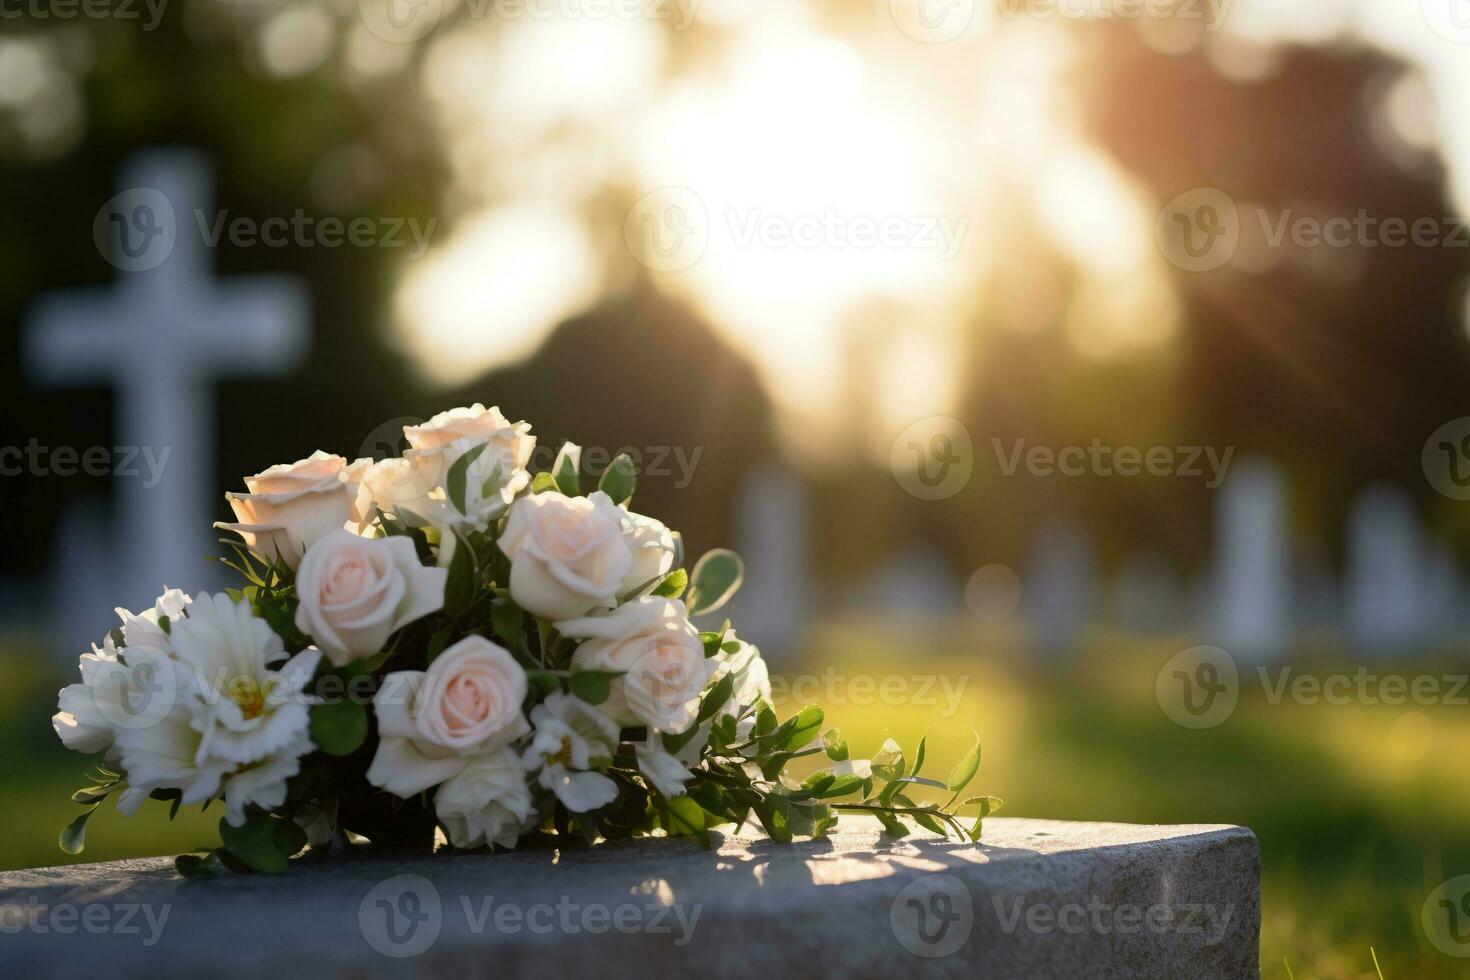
{"left": 0, "top": 816, "right": 1260, "bottom": 978}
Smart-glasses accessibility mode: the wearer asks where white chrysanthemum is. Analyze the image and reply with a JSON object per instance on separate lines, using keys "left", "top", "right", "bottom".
{"left": 113, "top": 670, "right": 233, "bottom": 816}
{"left": 635, "top": 734, "right": 694, "bottom": 798}
{"left": 223, "top": 731, "right": 314, "bottom": 827}
{"left": 52, "top": 589, "right": 192, "bottom": 756}
{"left": 168, "top": 592, "right": 320, "bottom": 767}
{"left": 522, "top": 691, "right": 619, "bottom": 813}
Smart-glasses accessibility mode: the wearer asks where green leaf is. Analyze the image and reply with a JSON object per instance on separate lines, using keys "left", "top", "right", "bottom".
{"left": 912, "top": 734, "right": 928, "bottom": 779}
{"left": 871, "top": 737, "right": 905, "bottom": 781}
{"left": 443, "top": 528, "right": 477, "bottom": 616}
{"left": 685, "top": 549, "right": 744, "bottom": 617}
{"left": 71, "top": 785, "right": 114, "bottom": 805}
{"left": 491, "top": 596, "right": 525, "bottom": 646}
{"left": 810, "top": 774, "right": 865, "bottom": 799}
{"left": 696, "top": 671, "right": 736, "bottom": 723}
{"left": 175, "top": 850, "right": 226, "bottom": 878}
{"left": 699, "top": 630, "right": 725, "bottom": 658}
{"left": 445, "top": 442, "right": 489, "bottom": 515}
{"left": 967, "top": 796, "right": 1003, "bottom": 838}
{"left": 273, "top": 817, "right": 309, "bottom": 858}
{"left": 553, "top": 443, "right": 583, "bottom": 496}
{"left": 823, "top": 730, "right": 849, "bottom": 762}
{"left": 309, "top": 700, "right": 368, "bottom": 756}
{"left": 59, "top": 805, "right": 99, "bottom": 854}
{"left": 910, "top": 809, "right": 949, "bottom": 837}
{"left": 598, "top": 453, "right": 637, "bottom": 505}
{"left": 778, "top": 705, "right": 824, "bottom": 752}
{"left": 945, "top": 733, "right": 982, "bottom": 792}
{"left": 531, "top": 472, "right": 558, "bottom": 494}
{"left": 874, "top": 810, "right": 909, "bottom": 838}
{"left": 569, "top": 669, "right": 622, "bottom": 706}
{"left": 219, "top": 815, "right": 291, "bottom": 874}
{"left": 525, "top": 669, "right": 560, "bottom": 698}
{"left": 652, "top": 568, "right": 688, "bottom": 599}
{"left": 753, "top": 801, "right": 792, "bottom": 844}
{"left": 662, "top": 795, "right": 710, "bottom": 846}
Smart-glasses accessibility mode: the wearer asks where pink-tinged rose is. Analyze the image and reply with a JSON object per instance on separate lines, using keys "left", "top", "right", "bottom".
{"left": 561, "top": 597, "right": 715, "bottom": 732}
{"left": 404, "top": 403, "right": 533, "bottom": 458}
{"left": 216, "top": 451, "right": 370, "bottom": 570}
{"left": 499, "top": 491, "right": 633, "bottom": 622}
{"left": 367, "top": 636, "right": 532, "bottom": 798}
{"left": 293, "top": 530, "right": 447, "bottom": 667}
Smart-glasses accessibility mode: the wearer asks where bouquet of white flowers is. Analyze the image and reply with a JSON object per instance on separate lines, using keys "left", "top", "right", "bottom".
{"left": 52, "top": 405, "right": 998, "bottom": 876}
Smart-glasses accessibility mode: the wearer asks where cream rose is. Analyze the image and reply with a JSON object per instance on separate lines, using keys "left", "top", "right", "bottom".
{"left": 293, "top": 530, "right": 448, "bottom": 667}
{"left": 434, "top": 747, "right": 534, "bottom": 849}
{"left": 216, "top": 451, "right": 369, "bottom": 570}
{"left": 561, "top": 597, "right": 716, "bottom": 732}
{"left": 363, "top": 438, "right": 531, "bottom": 533}
{"left": 499, "top": 491, "right": 633, "bottom": 621}
{"left": 617, "top": 509, "right": 677, "bottom": 593}
{"left": 404, "top": 403, "right": 534, "bottom": 456}
{"left": 367, "top": 636, "right": 532, "bottom": 798}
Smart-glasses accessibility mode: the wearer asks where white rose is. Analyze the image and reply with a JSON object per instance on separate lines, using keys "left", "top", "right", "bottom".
{"left": 499, "top": 491, "right": 633, "bottom": 621}
{"left": 216, "top": 451, "right": 369, "bottom": 570}
{"left": 293, "top": 530, "right": 448, "bottom": 667}
{"left": 435, "top": 747, "right": 534, "bottom": 849}
{"left": 561, "top": 597, "right": 716, "bottom": 733}
{"left": 367, "top": 636, "right": 532, "bottom": 798}
{"left": 364, "top": 437, "right": 531, "bottom": 533}
{"left": 617, "top": 509, "right": 677, "bottom": 593}
{"left": 404, "top": 404, "right": 534, "bottom": 456}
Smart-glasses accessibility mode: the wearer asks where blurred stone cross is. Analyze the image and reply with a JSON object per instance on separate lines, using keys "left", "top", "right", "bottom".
{"left": 23, "top": 147, "right": 309, "bottom": 631}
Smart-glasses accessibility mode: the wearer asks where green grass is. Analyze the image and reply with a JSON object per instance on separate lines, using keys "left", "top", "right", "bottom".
{"left": 8, "top": 624, "right": 1467, "bottom": 977}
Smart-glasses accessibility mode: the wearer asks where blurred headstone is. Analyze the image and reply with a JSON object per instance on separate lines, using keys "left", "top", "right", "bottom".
{"left": 730, "top": 463, "right": 810, "bottom": 659}
{"left": 1210, "top": 458, "right": 1290, "bottom": 661}
{"left": 1023, "top": 523, "right": 1094, "bottom": 658}
{"left": 847, "top": 544, "right": 959, "bottom": 622}
{"left": 1345, "top": 484, "right": 1427, "bottom": 654}
{"left": 1113, "top": 551, "right": 1183, "bottom": 634}
{"left": 23, "top": 148, "right": 309, "bottom": 651}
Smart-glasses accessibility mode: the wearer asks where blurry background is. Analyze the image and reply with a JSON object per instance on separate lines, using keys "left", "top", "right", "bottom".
{"left": 4, "top": 0, "right": 1470, "bottom": 975}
